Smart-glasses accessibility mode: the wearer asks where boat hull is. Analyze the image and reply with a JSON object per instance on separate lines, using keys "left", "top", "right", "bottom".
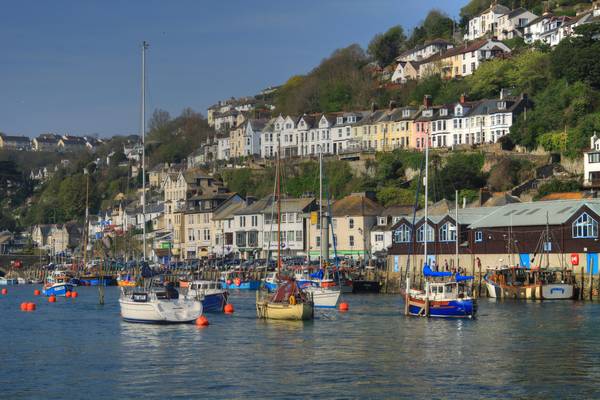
{"left": 201, "top": 293, "right": 227, "bottom": 313}
{"left": 407, "top": 296, "right": 476, "bottom": 318}
{"left": 0, "top": 278, "right": 19, "bottom": 285}
{"left": 43, "top": 283, "right": 74, "bottom": 296}
{"left": 256, "top": 300, "right": 314, "bottom": 320}
{"left": 264, "top": 281, "right": 278, "bottom": 292}
{"left": 222, "top": 280, "right": 260, "bottom": 290}
{"left": 119, "top": 297, "right": 202, "bottom": 324}
{"left": 304, "top": 286, "right": 341, "bottom": 308}
{"left": 485, "top": 278, "right": 576, "bottom": 300}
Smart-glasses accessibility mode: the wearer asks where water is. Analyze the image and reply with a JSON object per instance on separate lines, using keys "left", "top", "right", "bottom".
{"left": 2, "top": 286, "right": 600, "bottom": 399}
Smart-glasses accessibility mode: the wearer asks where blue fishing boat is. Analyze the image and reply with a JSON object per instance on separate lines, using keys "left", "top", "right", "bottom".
{"left": 220, "top": 271, "right": 260, "bottom": 290}
{"left": 43, "top": 270, "right": 74, "bottom": 296}
{"left": 184, "top": 280, "right": 228, "bottom": 312}
{"left": 405, "top": 265, "right": 476, "bottom": 318}
{"left": 263, "top": 272, "right": 279, "bottom": 292}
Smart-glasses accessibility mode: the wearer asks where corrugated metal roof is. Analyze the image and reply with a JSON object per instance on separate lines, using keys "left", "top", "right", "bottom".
{"left": 469, "top": 199, "right": 600, "bottom": 229}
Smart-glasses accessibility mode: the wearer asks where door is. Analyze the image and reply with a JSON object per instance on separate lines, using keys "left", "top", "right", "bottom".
{"left": 519, "top": 253, "right": 530, "bottom": 268}
{"left": 587, "top": 253, "right": 598, "bottom": 275}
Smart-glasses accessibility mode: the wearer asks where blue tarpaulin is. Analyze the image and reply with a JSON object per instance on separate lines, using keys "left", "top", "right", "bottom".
{"left": 310, "top": 269, "right": 324, "bottom": 280}
{"left": 423, "top": 264, "right": 452, "bottom": 278}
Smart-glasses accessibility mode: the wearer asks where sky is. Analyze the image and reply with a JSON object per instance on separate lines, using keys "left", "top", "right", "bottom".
{"left": 0, "top": 0, "right": 465, "bottom": 138}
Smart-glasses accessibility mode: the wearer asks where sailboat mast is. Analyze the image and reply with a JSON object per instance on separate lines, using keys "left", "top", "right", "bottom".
{"left": 141, "top": 41, "right": 148, "bottom": 261}
{"left": 424, "top": 128, "right": 429, "bottom": 264}
{"left": 277, "top": 139, "right": 281, "bottom": 273}
{"left": 319, "top": 145, "right": 323, "bottom": 267}
{"left": 455, "top": 189, "right": 458, "bottom": 269}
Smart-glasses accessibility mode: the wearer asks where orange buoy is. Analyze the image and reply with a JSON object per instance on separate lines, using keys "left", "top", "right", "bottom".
{"left": 65, "top": 291, "right": 72, "bottom": 298}
{"left": 20, "top": 302, "right": 28, "bottom": 311}
{"left": 339, "top": 302, "right": 349, "bottom": 312}
{"left": 25, "top": 302, "right": 36, "bottom": 311}
{"left": 195, "top": 315, "right": 209, "bottom": 327}
{"left": 48, "top": 295, "right": 57, "bottom": 303}
{"left": 71, "top": 291, "right": 78, "bottom": 298}
{"left": 224, "top": 303, "right": 234, "bottom": 314}
{"left": 34, "top": 289, "right": 41, "bottom": 296}
{"left": 1, "top": 288, "right": 7, "bottom": 295}
{"left": 234, "top": 278, "right": 241, "bottom": 287}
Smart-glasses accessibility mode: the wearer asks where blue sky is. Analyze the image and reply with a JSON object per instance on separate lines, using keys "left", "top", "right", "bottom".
{"left": 0, "top": 0, "right": 464, "bottom": 137}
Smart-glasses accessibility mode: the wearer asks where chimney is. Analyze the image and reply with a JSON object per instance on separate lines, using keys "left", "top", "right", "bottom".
{"left": 423, "top": 95, "right": 432, "bottom": 109}
{"left": 388, "top": 100, "right": 397, "bottom": 110}
{"left": 460, "top": 93, "right": 467, "bottom": 104}
{"left": 370, "top": 102, "right": 377, "bottom": 113}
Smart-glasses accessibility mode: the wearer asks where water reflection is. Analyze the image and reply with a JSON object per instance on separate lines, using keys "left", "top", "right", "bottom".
{"left": 2, "top": 287, "right": 600, "bottom": 398}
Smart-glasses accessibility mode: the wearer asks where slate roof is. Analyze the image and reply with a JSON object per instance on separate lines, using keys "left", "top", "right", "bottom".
{"left": 332, "top": 193, "right": 383, "bottom": 217}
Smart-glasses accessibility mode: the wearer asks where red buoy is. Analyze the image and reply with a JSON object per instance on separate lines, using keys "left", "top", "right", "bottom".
{"left": 71, "top": 291, "right": 78, "bottom": 298}
{"left": 226, "top": 279, "right": 232, "bottom": 286}
{"left": 1, "top": 288, "right": 7, "bottom": 295}
{"left": 48, "top": 295, "right": 57, "bottom": 303}
{"left": 195, "top": 315, "right": 209, "bottom": 327}
{"left": 26, "top": 302, "right": 36, "bottom": 311}
{"left": 234, "top": 278, "right": 241, "bottom": 287}
{"left": 339, "top": 302, "right": 349, "bottom": 312}
{"left": 224, "top": 303, "right": 234, "bottom": 314}
{"left": 65, "top": 291, "right": 72, "bottom": 298}
{"left": 20, "top": 302, "right": 28, "bottom": 311}
{"left": 34, "top": 289, "right": 41, "bottom": 296}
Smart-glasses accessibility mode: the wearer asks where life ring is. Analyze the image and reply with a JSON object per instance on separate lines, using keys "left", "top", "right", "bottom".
{"left": 234, "top": 278, "right": 241, "bottom": 287}
{"left": 289, "top": 295, "right": 296, "bottom": 305}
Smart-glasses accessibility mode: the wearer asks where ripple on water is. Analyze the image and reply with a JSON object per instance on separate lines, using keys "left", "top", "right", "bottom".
{"left": 2, "top": 287, "right": 600, "bottom": 399}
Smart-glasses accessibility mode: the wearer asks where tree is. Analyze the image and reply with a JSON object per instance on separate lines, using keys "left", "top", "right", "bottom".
{"left": 367, "top": 26, "right": 407, "bottom": 66}
{"left": 552, "top": 23, "right": 600, "bottom": 90}
{"left": 148, "top": 109, "right": 171, "bottom": 133}
{"left": 407, "top": 10, "right": 455, "bottom": 48}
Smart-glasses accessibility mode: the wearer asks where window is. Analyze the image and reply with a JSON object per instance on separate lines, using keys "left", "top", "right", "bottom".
{"left": 439, "top": 222, "right": 456, "bottom": 242}
{"left": 188, "top": 228, "right": 194, "bottom": 241}
{"left": 287, "top": 231, "right": 295, "bottom": 242}
{"left": 417, "top": 224, "right": 434, "bottom": 243}
{"left": 203, "top": 229, "right": 210, "bottom": 241}
{"left": 236, "top": 232, "right": 246, "bottom": 247}
{"left": 589, "top": 153, "right": 600, "bottom": 164}
{"left": 475, "top": 231, "right": 483, "bottom": 242}
{"left": 573, "top": 213, "right": 598, "bottom": 238}
{"left": 393, "top": 224, "right": 411, "bottom": 243}
{"left": 248, "top": 231, "right": 258, "bottom": 247}
{"left": 251, "top": 215, "right": 258, "bottom": 226}
{"left": 349, "top": 235, "right": 355, "bottom": 247}
{"left": 349, "top": 218, "right": 354, "bottom": 229}
{"left": 316, "top": 236, "right": 321, "bottom": 247}
{"left": 296, "top": 230, "right": 303, "bottom": 242}
{"left": 240, "top": 216, "right": 246, "bottom": 227}
{"left": 375, "top": 234, "right": 384, "bottom": 241}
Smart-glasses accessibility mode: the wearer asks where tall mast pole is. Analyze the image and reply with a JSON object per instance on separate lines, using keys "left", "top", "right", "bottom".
{"left": 141, "top": 41, "right": 148, "bottom": 261}
{"left": 455, "top": 189, "right": 459, "bottom": 270}
{"left": 277, "top": 138, "right": 281, "bottom": 273}
{"left": 319, "top": 145, "right": 323, "bottom": 268}
{"left": 424, "top": 126, "right": 429, "bottom": 265}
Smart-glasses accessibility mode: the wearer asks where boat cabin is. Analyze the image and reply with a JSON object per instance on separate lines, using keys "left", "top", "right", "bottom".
{"left": 426, "top": 281, "right": 471, "bottom": 301}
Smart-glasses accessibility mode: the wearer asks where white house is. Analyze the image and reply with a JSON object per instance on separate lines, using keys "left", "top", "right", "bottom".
{"left": 331, "top": 112, "right": 363, "bottom": 154}
{"left": 397, "top": 39, "right": 453, "bottom": 62}
{"left": 216, "top": 135, "right": 230, "bottom": 161}
{"left": 260, "top": 118, "right": 278, "bottom": 159}
{"left": 280, "top": 115, "right": 299, "bottom": 158}
{"left": 465, "top": 3, "right": 511, "bottom": 41}
{"left": 244, "top": 119, "right": 265, "bottom": 157}
{"left": 496, "top": 8, "right": 538, "bottom": 40}
{"left": 584, "top": 134, "right": 600, "bottom": 187}
{"left": 524, "top": 14, "right": 572, "bottom": 46}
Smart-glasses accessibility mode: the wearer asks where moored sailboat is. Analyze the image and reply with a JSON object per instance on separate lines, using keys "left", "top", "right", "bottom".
{"left": 118, "top": 41, "right": 203, "bottom": 324}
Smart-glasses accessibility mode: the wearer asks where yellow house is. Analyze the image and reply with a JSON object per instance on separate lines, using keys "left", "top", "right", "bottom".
{"left": 353, "top": 110, "right": 386, "bottom": 151}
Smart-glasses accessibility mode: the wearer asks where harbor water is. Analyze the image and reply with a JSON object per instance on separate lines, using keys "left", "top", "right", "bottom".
{"left": 2, "top": 286, "right": 600, "bottom": 399}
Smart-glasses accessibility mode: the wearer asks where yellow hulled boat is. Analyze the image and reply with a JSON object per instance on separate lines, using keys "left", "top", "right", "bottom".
{"left": 256, "top": 279, "right": 314, "bottom": 321}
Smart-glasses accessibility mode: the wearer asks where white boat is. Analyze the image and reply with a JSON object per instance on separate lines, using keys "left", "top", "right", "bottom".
{"left": 17, "top": 277, "right": 27, "bottom": 285}
{"left": 184, "top": 280, "right": 228, "bottom": 312}
{"left": 120, "top": 285, "right": 203, "bottom": 324}
{"left": 0, "top": 277, "right": 18, "bottom": 285}
{"left": 304, "top": 285, "right": 341, "bottom": 308}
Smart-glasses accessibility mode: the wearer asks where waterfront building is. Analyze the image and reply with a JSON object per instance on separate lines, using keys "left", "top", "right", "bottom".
{"left": 387, "top": 199, "right": 600, "bottom": 275}
{"left": 31, "top": 223, "right": 82, "bottom": 255}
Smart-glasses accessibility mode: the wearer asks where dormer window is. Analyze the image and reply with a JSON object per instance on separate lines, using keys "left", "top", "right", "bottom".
{"left": 337, "top": 117, "right": 343, "bottom": 124}
{"left": 402, "top": 110, "right": 410, "bottom": 118}
{"left": 348, "top": 116, "right": 356, "bottom": 123}
{"left": 497, "top": 101, "right": 506, "bottom": 110}
{"left": 440, "top": 109, "right": 448, "bottom": 116}
{"left": 423, "top": 110, "right": 433, "bottom": 117}
{"left": 455, "top": 105, "right": 463, "bottom": 116}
